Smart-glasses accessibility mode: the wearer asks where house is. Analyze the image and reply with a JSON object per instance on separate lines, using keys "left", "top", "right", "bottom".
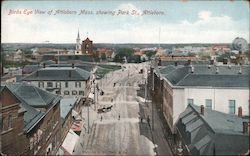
{"left": 176, "top": 104, "right": 249, "bottom": 155}
{"left": 22, "top": 65, "right": 91, "bottom": 98}
{"left": 1, "top": 83, "right": 61, "bottom": 155}
{"left": 151, "top": 64, "right": 249, "bottom": 133}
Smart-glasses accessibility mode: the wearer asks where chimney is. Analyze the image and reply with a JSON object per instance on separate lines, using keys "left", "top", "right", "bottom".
{"left": 191, "top": 65, "right": 194, "bottom": 73}
{"left": 238, "top": 107, "right": 242, "bottom": 118}
{"left": 175, "top": 62, "right": 178, "bottom": 66}
{"left": 158, "top": 59, "right": 162, "bottom": 66}
{"left": 223, "top": 58, "right": 228, "bottom": 65}
{"left": 216, "top": 66, "right": 219, "bottom": 74}
{"left": 43, "top": 63, "right": 45, "bottom": 68}
{"left": 210, "top": 59, "right": 214, "bottom": 65}
{"left": 243, "top": 122, "right": 248, "bottom": 134}
{"left": 72, "top": 63, "right": 75, "bottom": 68}
{"left": 200, "top": 105, "right": 204, "bottom": 115}
{"left": 238, "top": 66, "right": 242, "bottom": 74}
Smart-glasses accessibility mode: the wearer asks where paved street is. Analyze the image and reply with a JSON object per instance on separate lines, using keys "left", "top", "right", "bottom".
{"left": 73, "top": 63, "right": 172, "bottom": 155}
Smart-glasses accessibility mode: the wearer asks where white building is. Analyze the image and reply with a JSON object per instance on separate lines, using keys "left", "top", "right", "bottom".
{"left": 154, "top": 65, "right": 249, "bottom": 133}
{"left": 22, "top": 66, "right": 91, "bottom": 98}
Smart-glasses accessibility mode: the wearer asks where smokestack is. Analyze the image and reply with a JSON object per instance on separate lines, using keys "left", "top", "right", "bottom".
{"left": 72, "top": 63, "right": 75, "bottom": 68}
{"left": 243, "top": 122, "right": 248, "bottom": 135}
{"left": 200, "top": 105, "right": 204, "bottom": 115}
{"left": 238, "top": 107, "right": 242, "bottom": 118}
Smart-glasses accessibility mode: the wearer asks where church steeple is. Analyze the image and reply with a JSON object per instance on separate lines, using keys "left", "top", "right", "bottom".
{"left": 75, "top": 29, "right": 81, "bottom": 55}
{"left": 77, "top": 29, "right": 80, "bottom": 40}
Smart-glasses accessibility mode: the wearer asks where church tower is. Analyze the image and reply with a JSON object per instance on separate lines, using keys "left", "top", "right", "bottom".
{"left": 75, "top": 29, "right": 82, "bottom": 55}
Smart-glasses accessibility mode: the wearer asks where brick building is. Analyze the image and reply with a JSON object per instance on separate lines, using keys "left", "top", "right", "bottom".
{"left": 1, "top": 83, "right": 61, "bottom": 155}
{"left": 81, "top": 37, "right": 93, "bottom": 55}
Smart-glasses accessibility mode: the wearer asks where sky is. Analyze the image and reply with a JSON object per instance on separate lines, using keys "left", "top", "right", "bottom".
{"left": 1, "top": 0, "right": 249, "bottom": 43}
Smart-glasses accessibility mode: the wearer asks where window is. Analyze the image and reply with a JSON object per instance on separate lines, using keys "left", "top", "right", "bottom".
{"left": 205, "top": 99, "right": 212, "bottom": 110}
{"left": 38, "top": 81, "right": 44, "bottom": 88}
{"left": 72, "top": 90, "right": 77, "bottom": 95}
{"left": 187, "top": 99, "right": 194, "bottom": 105}
{"left": 229, "top": 100, "right": 236, "bottom": 114}
{"left": 65, "top": 82, "right": 68, "bottom": 88}
{"left": 56, "top": 82, "right": 61, "bottom": 88}
{"left": 64, "top": 91, "right": 69, "bottom": 95}
{"left": 8, "top": 115, "right": 13, "bottom": 129}
{"left": 47, "top": 82, "right": 53, "bottom": 88}
{"left": 75, "top": 82, "right": 81, "bottom": 88}
{"left": 79, "top": 91, "right": 84, "bottom": 95}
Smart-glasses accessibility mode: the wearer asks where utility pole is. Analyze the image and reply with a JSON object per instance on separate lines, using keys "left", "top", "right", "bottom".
{"left": 94, "top": 81, "right": 96, "bottom": 111}
{"left": 87, "top": 101, "right": 89, "bottom": 134}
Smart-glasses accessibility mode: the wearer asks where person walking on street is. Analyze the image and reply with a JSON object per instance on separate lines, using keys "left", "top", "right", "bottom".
{"left": 101, "top": 116, "right": 103, "bottom": 121}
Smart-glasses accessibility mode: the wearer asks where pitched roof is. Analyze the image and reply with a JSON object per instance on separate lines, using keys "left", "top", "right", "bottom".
{"left": 48, "top": 63, "right": 94, "bottom": 72}
{"left": 2, "top": 84, "right": 45, "bottom": 133}
{"left": 22, "top": 67, "right": 91, "bottom": 81}
{"left": 6, "top": 83, "right": 60, "bottom": 108}
{"left": 162, "top": 65, "right": 249, "bottom": 88}
{"left": 60, "top": 98, "right": 78, "bottom": 123}
{"left": 177, "top": 104, "right": 249, "bottom": 155}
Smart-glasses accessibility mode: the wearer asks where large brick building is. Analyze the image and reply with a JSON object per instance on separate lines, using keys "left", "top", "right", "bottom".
{"left": 0, "top": 83, "right": 61, "bottom": 155}
{"left": 81, "top": 37, "right": 93, "bottom": 55}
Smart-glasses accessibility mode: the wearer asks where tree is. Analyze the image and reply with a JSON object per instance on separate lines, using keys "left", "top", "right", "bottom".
{"left": 145, "top": 50, "right": 155, "bottom": 58}
{"left": 113, "top": 48, "right": 134, "bottom": 63}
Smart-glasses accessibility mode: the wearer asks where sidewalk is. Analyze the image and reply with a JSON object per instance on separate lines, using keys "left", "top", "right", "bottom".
{"left": 138, "top": 98, "right": 173, "bottom": 156}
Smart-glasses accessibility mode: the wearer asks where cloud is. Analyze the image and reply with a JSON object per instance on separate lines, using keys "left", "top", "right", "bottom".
{"left": 116, "top": 3, "right": 142, "bottom": 14}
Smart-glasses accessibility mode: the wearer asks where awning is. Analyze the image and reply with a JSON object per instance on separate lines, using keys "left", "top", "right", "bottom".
{"left": 61, "top": 129, "right": 79, "bottom": 155}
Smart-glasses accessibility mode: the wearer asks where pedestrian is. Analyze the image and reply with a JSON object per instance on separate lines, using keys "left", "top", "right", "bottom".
{"left": 101, "top": 116, "right": 103, "bottom": 121}
{"left": 147, "top": 116, "right": 150, "bottom": 124}
{"left": 118, "top": 114, "right": 120, "bottom": 120}
{"left": 141, "top": 117, "right": 143, "bottom": 123}
{"left": 111, "top": 98, "right": 113, "bottom": 102}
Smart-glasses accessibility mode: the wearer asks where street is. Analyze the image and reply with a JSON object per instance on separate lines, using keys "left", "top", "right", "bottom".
{"left": 73, "top": 63, "right": 172, "bottom": 156}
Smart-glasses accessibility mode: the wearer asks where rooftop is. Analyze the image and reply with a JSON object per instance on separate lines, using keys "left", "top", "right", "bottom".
{"left": 159, "top": 65, "right": 249, "bottom": 88}
{"left": 177, "top": 104, "right": 249, "bottom": 155}
{"left": 60, "top": 97, "right": 78, "bottom": 122}
{"left": 7, "top": 83, "right": 60, "bottom": 108}
{"left": 22, "top": 67, "right": 91, "bottom": 81}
